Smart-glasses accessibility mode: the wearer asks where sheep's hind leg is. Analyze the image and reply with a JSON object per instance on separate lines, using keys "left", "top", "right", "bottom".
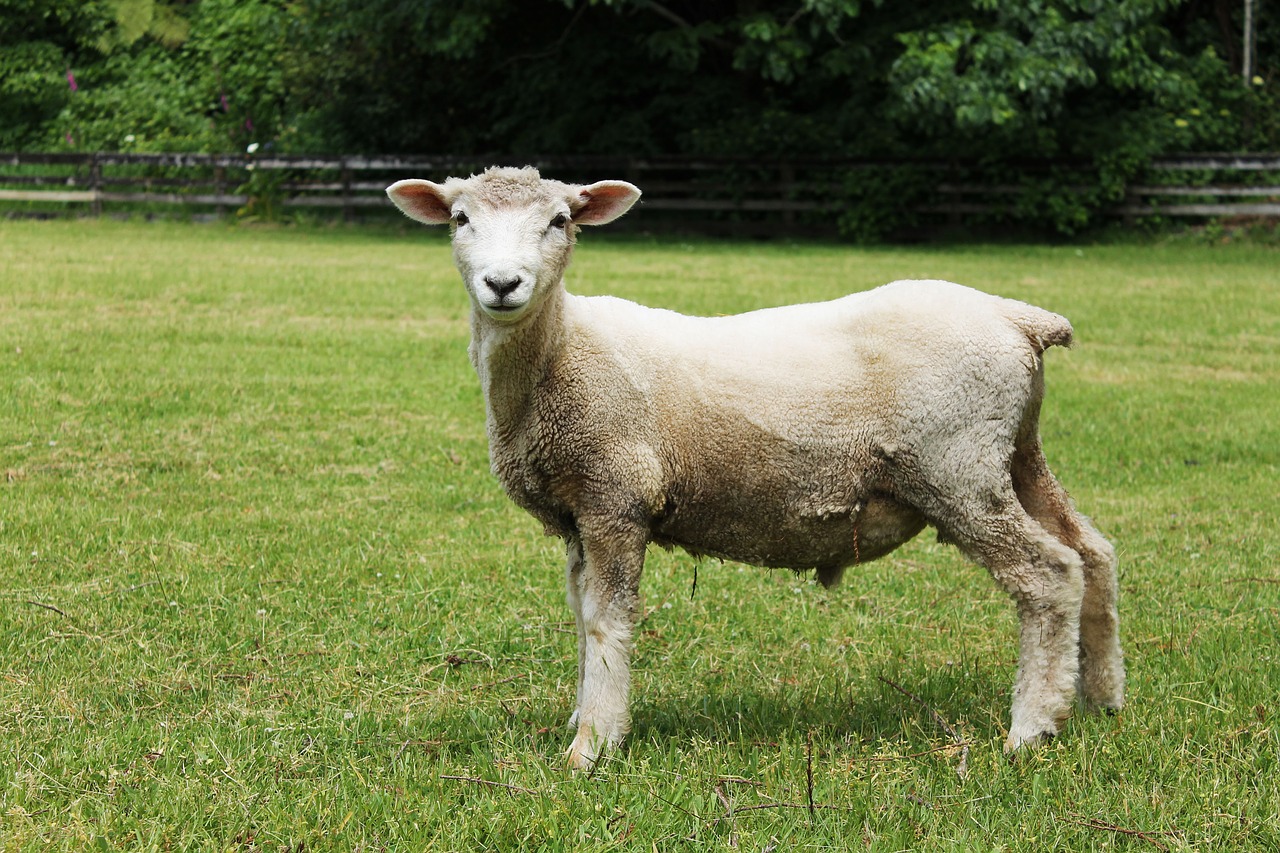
{"left": 1072, "top": 522, "right": 1124, "bottom": 713}
{"left": 939, "top": 496, "right": 1086, "bottom": 753}
{"left": 565, "top": 524, "right": 646, "bottom": 772}
{"left": 1012, "top": 445, "right": 1125, "bottom": 713}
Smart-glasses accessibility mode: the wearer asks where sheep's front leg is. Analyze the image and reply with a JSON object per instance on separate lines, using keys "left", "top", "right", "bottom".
{"left": 564, "top": 536, "right": 586, "bottom": 728}
{"left": 565, "top": 525, "right": 646, "bottom": 772}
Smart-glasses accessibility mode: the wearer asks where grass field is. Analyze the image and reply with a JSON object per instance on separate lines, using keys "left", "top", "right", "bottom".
{"left": 1, "top": 219, "right": 1277, "bottom": 851}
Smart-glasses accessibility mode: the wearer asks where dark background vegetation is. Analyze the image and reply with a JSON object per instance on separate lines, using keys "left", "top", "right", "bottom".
{"left": 2, "top": 0, "right": 1276, "bottom": 234}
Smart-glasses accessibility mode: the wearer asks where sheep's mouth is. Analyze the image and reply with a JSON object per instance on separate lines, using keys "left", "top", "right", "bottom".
{"left": 480, "top": 300, "right": 530, "bottom": 321}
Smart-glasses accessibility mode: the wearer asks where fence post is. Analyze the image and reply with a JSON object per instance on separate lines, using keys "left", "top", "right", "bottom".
{"left": 89, "top": 153, "right": 103, "bottom": 217}
{"left": 341, "top": 157, "right": 354, "bottom": 223}
{"left": 780, "top": 162, "right": 796, "bottom": 227}
{"left": 626, "top": 159, "right": 641, "bottom": 190}
{"left": 215, "top": 164, "right": 227, "bottom": 218}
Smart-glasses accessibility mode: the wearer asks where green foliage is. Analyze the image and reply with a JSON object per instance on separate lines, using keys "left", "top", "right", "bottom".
{"left": 50, "top": 45, "right": 211, "bottom": 151}
{"left": 0, "top": 0, "right": 287, "bottom": 152}
{"left": 234, "top": 163, "right": 287, "bottom": 221}
{"left": 2, "top": 0, "right": 1278, "bottom": 234}
{"left": 891, "top": 0, "right": 1221, "bottom": 156}
{"left": 94, "top": 0, "right": 191, "bottom": 52}
{"left": 836, "top": 164, "right": 935, "bottom": 242}
{"left": 181, "top": 0, "right": 290, "bottom": 151}
{"left": 0, "top": 0, "right": 104, "bottom": 148}
{"left": 0, "top": 41, "right": 70, "bottom": 149}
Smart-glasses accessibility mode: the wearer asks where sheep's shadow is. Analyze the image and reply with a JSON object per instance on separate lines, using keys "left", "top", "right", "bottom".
{"left": 627, "top": 665, "right": 1010, "bottom": 750}
{"left": 419, "top": 662, "right": 1014, "bottom": 770}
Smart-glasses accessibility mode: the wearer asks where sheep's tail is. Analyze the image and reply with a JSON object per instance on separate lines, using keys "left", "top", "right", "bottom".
{"left": 1002, "top": 302, "right": 1074, "bottom": 353}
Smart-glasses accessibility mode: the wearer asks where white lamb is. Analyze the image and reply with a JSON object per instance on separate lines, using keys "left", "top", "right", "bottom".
{"left": 387, "top": 166, "right": 1125, "bottom": 771}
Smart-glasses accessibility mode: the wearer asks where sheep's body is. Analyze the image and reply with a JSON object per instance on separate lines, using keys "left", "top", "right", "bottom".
{"left": 505, "top": 282, "right": 1061, "bottom": 582}
{"left": 387, "top": 167, "right": 1125, "bottom": 771}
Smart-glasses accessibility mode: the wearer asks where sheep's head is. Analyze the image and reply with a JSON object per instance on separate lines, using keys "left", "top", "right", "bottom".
{"left": 387, "top": 166, "right": 640, "bottom": 323}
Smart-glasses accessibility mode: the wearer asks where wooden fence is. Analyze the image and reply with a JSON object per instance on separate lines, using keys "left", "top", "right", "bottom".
{"left": 3, "top": 151, "right": 1279, "bottom": 235}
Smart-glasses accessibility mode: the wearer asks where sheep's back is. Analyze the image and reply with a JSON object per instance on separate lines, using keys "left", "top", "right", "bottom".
{"left": 565, "top": 280, "right": 1062, "bottom": 429}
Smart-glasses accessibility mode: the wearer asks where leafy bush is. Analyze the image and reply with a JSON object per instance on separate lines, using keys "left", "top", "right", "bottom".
{"left": 2, "top": 0, "right": 1276, "bottom": 235}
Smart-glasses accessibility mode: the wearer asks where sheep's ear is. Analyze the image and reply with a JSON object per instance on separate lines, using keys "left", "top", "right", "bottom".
{"left": 571, "top": 180, "right": 641, "bottom": 226}
{"left": 386, "top": 179, "right": 454, "bottom": 225}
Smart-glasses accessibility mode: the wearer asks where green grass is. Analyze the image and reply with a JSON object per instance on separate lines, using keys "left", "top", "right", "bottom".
{"left": 2, "top": 219, "right": 1277, "bottom": 851}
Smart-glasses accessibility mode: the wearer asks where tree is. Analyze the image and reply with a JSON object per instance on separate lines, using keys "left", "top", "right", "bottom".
{"left": 0, "top": 0, "right": 288, "bottom": 151}
{"left": 2, "top": 0, "right": 1274, "bottom": 233}
{"left": 0, "top": 0, "right": 108, "bottom": 148}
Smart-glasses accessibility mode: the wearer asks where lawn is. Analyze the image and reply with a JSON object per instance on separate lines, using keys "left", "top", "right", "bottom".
{"left": 1, "top": 219, "right": 1277, "bottom": 851}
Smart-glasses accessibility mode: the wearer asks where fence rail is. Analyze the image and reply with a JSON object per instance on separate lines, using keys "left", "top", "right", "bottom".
{"left": 3, "top": 151, "right": 1279, "bottom": 234}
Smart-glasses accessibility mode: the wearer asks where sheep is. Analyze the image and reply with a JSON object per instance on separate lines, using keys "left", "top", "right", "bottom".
{"left": 386, "top": 165, "right": 1125, "bottom": 772}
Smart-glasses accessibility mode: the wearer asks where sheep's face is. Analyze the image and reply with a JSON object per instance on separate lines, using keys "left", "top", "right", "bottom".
{"left": 449, "top": 189, "right": 576, "bottom": 323}
{"left": 387, "top": 167, "right": 640, "bottom": 324}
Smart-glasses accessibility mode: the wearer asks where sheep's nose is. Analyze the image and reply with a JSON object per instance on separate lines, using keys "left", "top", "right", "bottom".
{"left": 484, "top": 275, "right": 522, "bottom": 299}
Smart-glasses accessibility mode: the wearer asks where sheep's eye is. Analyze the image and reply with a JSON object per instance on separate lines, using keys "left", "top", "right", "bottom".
{"left": 550, "top": 213, "right": 568, "bottom": 229}
{"left": 454, "top": 211, "right": 469, "bottom": 227}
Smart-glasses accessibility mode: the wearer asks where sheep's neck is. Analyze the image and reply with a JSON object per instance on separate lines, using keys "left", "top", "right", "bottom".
{"left": 470, "top": 284, "right": 566, "bottom": 439}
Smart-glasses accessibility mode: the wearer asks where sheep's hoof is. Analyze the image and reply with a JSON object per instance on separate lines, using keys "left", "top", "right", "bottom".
{"left": 1079, "top": 694, "right": 1125, "bottom": 717}
{"left": 566, "top": 721, "right": 612, "bottom": 773}
{"left": 565, "top": 744, "right": 596, "bottom": 773}
{"left": 1003, "top": 729, "right": 1057, "bottom": 757}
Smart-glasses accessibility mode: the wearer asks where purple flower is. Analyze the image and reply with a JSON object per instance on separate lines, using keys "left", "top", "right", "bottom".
{"left": 220, "top": 93, "right": 229, "bottom": 112}
{"left": 67, "top": 70, "right": 78, "bottom": 91}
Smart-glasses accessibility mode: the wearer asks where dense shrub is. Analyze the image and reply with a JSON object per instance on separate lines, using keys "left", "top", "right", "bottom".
{"left": 2, "top": 0, "right": 1275, "bottom": 234}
